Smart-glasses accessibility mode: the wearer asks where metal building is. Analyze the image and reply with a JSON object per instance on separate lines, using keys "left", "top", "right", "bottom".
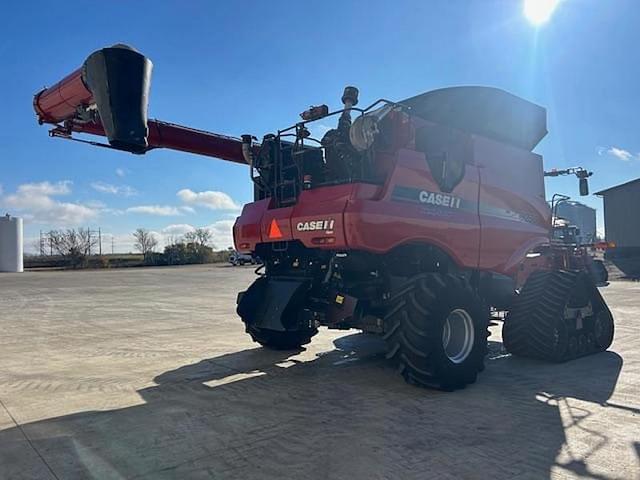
{"left": 555, "top": 201, "right": 597, "bottom": 245}
{"left": 596, "top": 178, "right": 640, "bottom": 250}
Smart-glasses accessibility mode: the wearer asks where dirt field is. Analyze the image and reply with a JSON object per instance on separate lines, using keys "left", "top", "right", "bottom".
{"left": 0, "top": 265, "right": 638, "bottom": 479}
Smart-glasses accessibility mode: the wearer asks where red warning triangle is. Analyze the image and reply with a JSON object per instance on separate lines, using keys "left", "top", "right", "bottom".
{"left": 268, "top": 218, "right": 283, "bottom": 239}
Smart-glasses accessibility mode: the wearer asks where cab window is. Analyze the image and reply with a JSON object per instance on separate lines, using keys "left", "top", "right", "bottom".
{"left": 415, "top": 124, "right": 471, "bottom": 192}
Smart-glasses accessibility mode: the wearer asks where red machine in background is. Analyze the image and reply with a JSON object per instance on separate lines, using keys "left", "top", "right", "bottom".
{"left": 34, "top": 44, "right": 614, "bottom": 390}
{"left": 547, "top": 189, "right": 609, "bottom": 286}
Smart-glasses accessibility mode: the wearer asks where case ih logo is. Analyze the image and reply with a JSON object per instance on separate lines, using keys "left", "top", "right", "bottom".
{"left": 296, "top": 219, "right": 335, "bottom": 232}
{"left": 392, "top": 186, "right": 464, "bottom": 210}
{"left": 419, "top": 191, "right": 462, "bottom": 209}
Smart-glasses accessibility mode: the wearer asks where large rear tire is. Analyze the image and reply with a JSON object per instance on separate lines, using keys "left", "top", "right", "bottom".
{"left": 247, "top": 325, "right": 317, "bottom": 350}
{"left": 384, "top": 273, "right": 489, "bottom": 391}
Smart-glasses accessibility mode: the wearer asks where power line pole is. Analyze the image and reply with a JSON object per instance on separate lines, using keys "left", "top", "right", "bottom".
{"left": 112, "top": 235, "right": 115, "bottom": 255}
{"left": 98, "top": 228, "right": 102, "bottom": 256}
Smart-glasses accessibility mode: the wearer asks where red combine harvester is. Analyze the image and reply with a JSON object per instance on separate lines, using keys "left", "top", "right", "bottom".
{"left": 34, "top": 45, "right": 614, "bottom": 390}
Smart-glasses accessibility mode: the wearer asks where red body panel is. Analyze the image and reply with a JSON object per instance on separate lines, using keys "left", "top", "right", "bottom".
{"left": 234, "top": 185, "right": 356, "bottom": 252}
{"left": 234, "top": 133, "right": 551, "bottom": 279}
{"left": 474, "top": 135, "right": 551, "bottom": 276}
{"left": 234, "top": 198, "right": 269, "bottom": 251}
{"left": 344, "top": 149, "right": 481, "bottom": 268}
{"left": 261, "top": 206, "right": 295, "bottom": 243}
{"left": 291, "top": 186, "right": 354, "bottom": 249}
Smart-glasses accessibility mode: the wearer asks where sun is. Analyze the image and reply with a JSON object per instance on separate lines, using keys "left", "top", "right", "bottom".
{"left": 524, "top": 0, "right": 561, "bottom": 25}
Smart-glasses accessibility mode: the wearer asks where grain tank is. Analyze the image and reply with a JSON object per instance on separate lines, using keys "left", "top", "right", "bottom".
{"left": 0, "top": 214, "right": 24, "bottom": 273}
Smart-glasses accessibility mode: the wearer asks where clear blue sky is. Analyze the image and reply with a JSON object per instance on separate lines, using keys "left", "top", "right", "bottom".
{"left": 1, "top": 0, "right": 638, "bottom": 251}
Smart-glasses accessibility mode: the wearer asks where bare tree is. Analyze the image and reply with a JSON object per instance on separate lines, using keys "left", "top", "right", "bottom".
{"left": 133, "top": 228, "right": 158, "bottom": 257}
{"left": 164, "top": 227, "right": 215, "bottom": 265}
{"left": 164, "top": 234, "right": 184, "bottom": 248}
{"left": 48, "top": 228, "right": 98, "bottom": 267}
{"left": 31, "top": 239, "right": 43, "bottom": 256}
{"left": 184, "top": 228, "right": 214, "bottom": 248}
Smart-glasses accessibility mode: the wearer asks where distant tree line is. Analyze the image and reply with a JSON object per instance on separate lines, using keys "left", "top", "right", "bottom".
{"left": 28, "top": 227, "right": 226, "bottom": 269}
{"left": 44, "top": 228, "right": 98, "bottom": 268}
{"left": 134, "top": 227, "right": 218, "bottom": 265}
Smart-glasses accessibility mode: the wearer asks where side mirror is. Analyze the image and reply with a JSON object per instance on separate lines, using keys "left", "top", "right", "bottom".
{"left": 579, "top": 177, "right": 589, "bottom": 196}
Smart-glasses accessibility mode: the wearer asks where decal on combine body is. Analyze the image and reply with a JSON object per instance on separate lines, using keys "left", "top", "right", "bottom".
{"left": 392, "top": 186, "right": 469, "bottom": 211}
{"left": 391, "top": 186, "right": 540, "bottom": 226}
{"left": 296, "top": 219, "right": 335, "bottom": 233}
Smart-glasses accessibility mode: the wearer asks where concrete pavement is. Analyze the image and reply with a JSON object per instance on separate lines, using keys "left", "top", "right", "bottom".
{"left": 0, "top": 265, "right": 638, "bottom": 479}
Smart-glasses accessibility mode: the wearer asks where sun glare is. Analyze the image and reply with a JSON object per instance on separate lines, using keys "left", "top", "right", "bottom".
{"left": 524, "top": 0, "right": 561, "bottom": 25}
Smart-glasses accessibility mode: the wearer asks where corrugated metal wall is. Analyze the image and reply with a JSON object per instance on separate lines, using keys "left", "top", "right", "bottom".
{"left": 602, "top": 182, "right": 640, "bottom": 247}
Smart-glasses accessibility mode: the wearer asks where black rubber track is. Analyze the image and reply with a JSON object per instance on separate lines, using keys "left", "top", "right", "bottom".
{"left": 503, "top": 270, "right": 614, "bottom": 362}
{"left": 246, "top": 325, "right": 317, "bottom": 350}
{"left": 589, "top": 259, "right": 609, "bottom": 285}
{"left": 383, "top": 273, "right": 489, "bottom": 391}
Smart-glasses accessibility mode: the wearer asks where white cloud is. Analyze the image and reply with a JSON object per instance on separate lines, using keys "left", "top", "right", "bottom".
{"left": 19, "top": 180, "right": 72, "bottom": 196}
{"left": 115, "top": 168, "right": 126, "bottom": 178}
{"left": 205, "top": 219, "right": 235, "bottom": 249}
{"left": 2, "top": 181, "right": 98, "bottom": 225}
{"left": 599, "top": 146, "right": 637, "bottom": 162}
{"left": 86, "top": 200, "right": 107, "bottom": 209}
{"left": 91, "top": 181, "right": 137, "bottom": 197}
{"left": 608, "top": 147, "right": 633, "bottom": 161}
{"left": 308, "top": 123, "right": 332, "bottom": 139}
{"left": 97, "top": 232, "right": 162, "bottom": 254}
{"left": 126, "top": 205, "right": 184, "bottom": 216}
{"left": 162, "top": 224, "right": 196, "bottom": 236}
{"left": 177, "top": 189, "right": 240, "bottom": 210}
{"left": 100, "top": 232, "right": 139, "bottom": 254}
{"left": 159, "top": 220, "right": 235, "bottom": 249}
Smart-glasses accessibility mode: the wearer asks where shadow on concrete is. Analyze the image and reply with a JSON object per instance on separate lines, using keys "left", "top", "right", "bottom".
{"left": 0, "top": 335, "right": 625, "bottom": 480}
{"left": 606, "top": 251, "right": 640, "bottom": 279}
{"left": 609, "top": 260, "right": 640, "bottom": 280}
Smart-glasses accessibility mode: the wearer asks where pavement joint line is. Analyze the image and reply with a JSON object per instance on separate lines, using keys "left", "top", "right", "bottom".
{"left": 0, "top": 395, "right": 60, "bottom": 480}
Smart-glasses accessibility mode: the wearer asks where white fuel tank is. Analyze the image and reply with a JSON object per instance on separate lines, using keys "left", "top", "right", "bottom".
{"left": 0, "top": 215, "right": 24, "bottom": 273}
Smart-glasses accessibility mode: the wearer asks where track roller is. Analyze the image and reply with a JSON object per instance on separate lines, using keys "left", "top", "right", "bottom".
{"left": 384, "top": 273, "right": 489, "bottom": 391}
{"left": 503, "top": 270, "right": 614, "bottom": 362}
{"left": 588, "top": 259, "right": 609, "bottom": 285}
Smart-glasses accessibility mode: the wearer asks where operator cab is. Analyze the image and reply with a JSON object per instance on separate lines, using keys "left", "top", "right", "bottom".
{"left": 244, "top": 87, "right": 409, "bottom": 206}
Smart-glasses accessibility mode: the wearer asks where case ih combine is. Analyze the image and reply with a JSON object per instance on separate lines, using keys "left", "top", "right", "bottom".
{"left": 34, "top": 45, "right": 614, "bottom": 390}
